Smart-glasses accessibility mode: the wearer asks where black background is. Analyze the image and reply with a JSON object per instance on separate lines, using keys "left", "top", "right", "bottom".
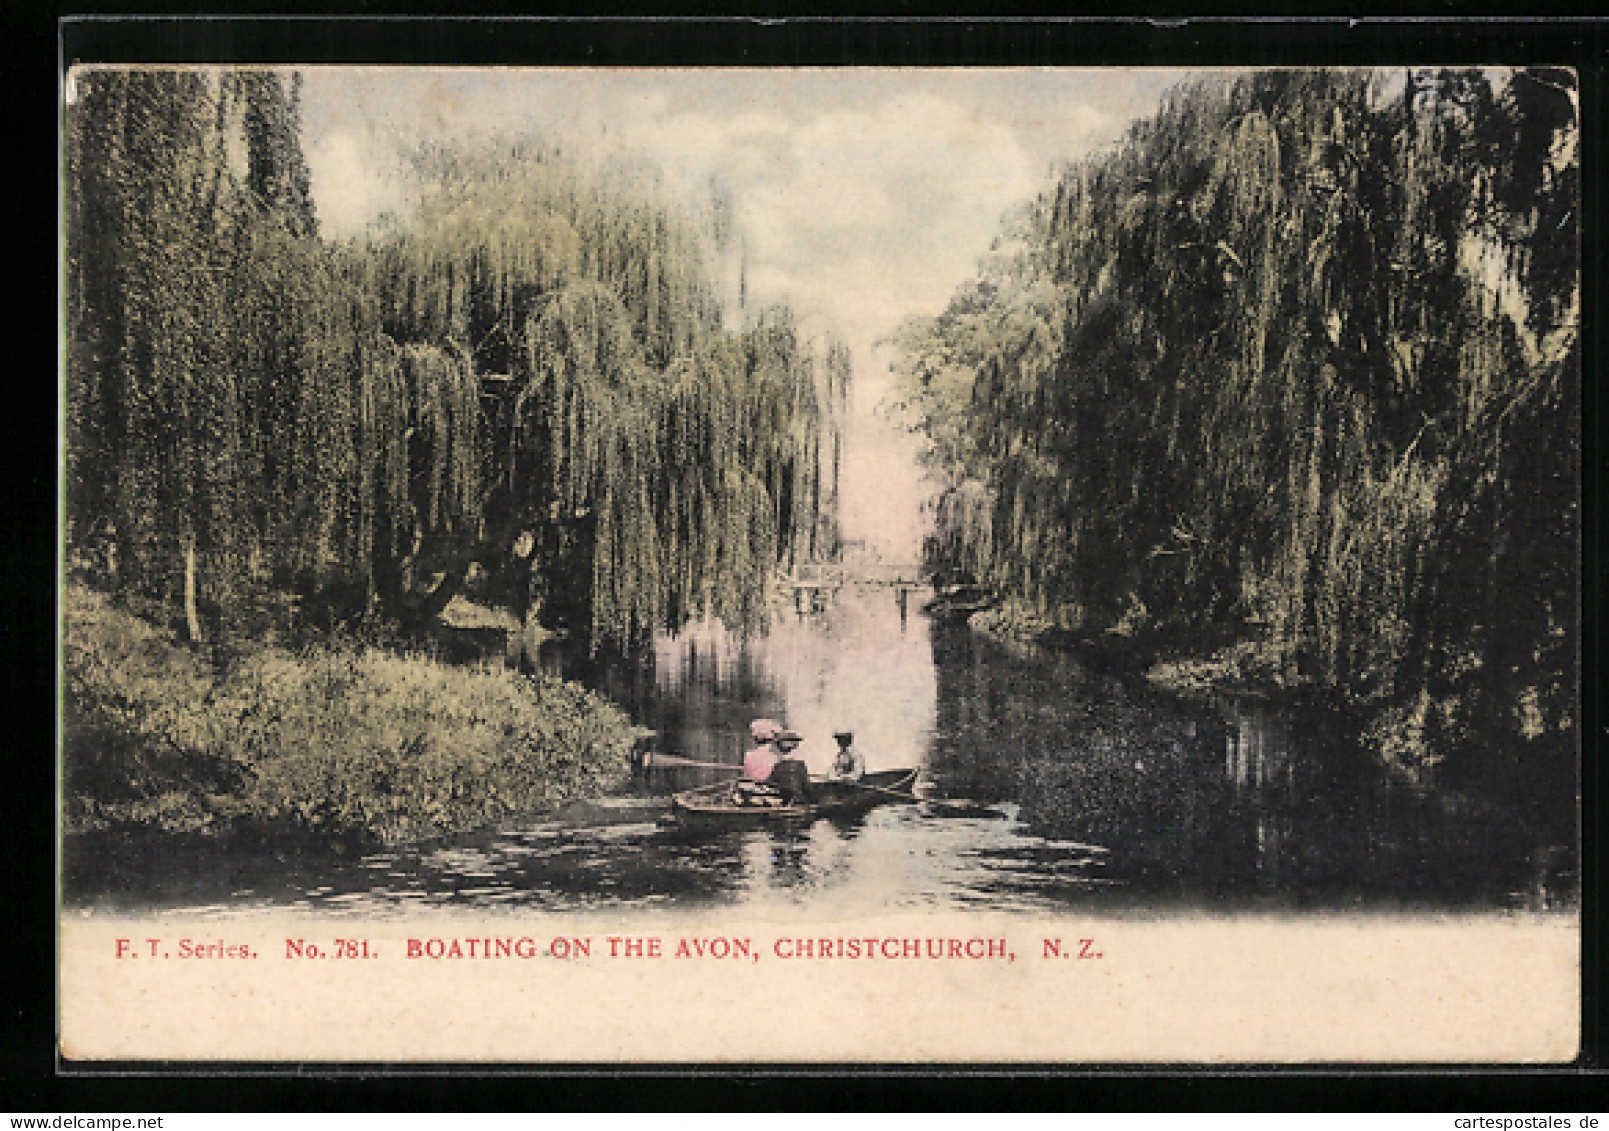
{"left": 13, "top": 5, "right": 1607, "bottom": 1112}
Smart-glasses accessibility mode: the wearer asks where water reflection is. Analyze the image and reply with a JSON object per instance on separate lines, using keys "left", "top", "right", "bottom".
{"left": 63, "top": 587, "right": 1575, "bottom": 916}
{"left": 915, "top": 610, "right": 1570, "bottom": 910}
{"left": 66, "top": 798, "right": 1114, "bottom": 918}
{"left": 614, "top": 587, "right": 939, "bottom": 782}
{"left": 1222, "top": 700, "right": 1292, "bottom": 792}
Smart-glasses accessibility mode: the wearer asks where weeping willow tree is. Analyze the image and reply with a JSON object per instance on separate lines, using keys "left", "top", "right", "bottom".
{"left": 897, "top": 67, "right": 1577, "bottom": 785}
{"left": 65, "top": 67, "right": 341, "bottom": 643}
{"left": 338, "top": 138, "right": 848, "bottom": 650}
{"left": 67, "top": 73, "right": 848, "bottom": 657}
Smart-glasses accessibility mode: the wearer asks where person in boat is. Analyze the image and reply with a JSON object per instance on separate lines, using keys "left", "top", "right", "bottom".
{"left": 768, "top": 729, "right": 811, "bottom": 804}
{"left": 830, "top": 731, "right": 864, "bottom": 780}
{"left": 740, "top": 719, "right": 810, "bottom": 804}
{"left": 742, "top": 718, "right": 784, "bottom": 782}
{"left": 738, "top": 719, "right": 785, "bottom": 807}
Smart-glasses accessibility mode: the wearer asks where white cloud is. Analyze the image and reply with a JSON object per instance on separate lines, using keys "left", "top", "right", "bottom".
{"left": 297, "top": 68, "right": 1180, "bottom": 556}
{"left": 301, "top": 69, "right": 1163, "bottom": 343}
{"left": 304, "top": 129, "right": 414, "bottom": 237}
{"left": 588, "top": 88, "right": 1044, "bottom": 361}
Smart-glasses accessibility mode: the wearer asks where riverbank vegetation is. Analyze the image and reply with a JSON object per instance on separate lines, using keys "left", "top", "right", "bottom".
{"left": 63, "top": 68, "right": 845, "bottom": 839}
{"left": 63, "top": 584, "right": 641, "bottom": 842}
{"left": 896, "top": 68, "right": 1577, "bottom": 791}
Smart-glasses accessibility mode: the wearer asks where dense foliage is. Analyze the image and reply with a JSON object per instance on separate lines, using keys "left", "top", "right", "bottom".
{"left": 62, "top": 584, "right": 639, "bottom": 842}
{"left": 896, "top": 68, "right": 1577, "bottom": 780}
{"left": 64, "top": 69, "right": 846, "bottom": 655}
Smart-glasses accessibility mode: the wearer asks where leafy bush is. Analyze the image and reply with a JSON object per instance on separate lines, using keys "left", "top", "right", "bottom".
{"left": 62, "top": 584, "right": 642, "bottom": 841}
{"left": 970, "top": 599, "right": 1058, "bottom": 646}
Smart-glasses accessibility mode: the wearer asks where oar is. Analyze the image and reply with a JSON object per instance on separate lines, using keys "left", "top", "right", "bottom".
{"left": 642, "top": 752, "right": 744, "bottom": 772}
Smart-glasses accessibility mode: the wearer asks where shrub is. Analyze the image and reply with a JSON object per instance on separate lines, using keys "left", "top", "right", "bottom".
{"left": 62, "top": 584, "right": 642, "bottom": 841}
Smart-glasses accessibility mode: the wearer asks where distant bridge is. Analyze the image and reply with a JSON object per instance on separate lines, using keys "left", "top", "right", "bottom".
{"left": 787, "top": 562, "right": 925, "bottom": 613}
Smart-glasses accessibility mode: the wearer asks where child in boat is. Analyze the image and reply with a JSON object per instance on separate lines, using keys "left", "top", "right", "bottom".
{"left": 831, "top": 731, "right": 864, "bottom": 780}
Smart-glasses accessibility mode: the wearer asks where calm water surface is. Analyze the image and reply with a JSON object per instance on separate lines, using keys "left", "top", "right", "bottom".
{"left": 64, "top": 588, "right": 1576, "bottom": 917}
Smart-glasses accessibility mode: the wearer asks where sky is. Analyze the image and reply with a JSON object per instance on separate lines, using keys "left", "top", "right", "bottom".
{"left": 298, "top": 68, "right": 1181, "bottom": 559}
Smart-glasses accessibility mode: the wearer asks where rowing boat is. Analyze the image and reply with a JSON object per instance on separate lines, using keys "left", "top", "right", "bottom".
{"left": 669, "top": 768, "right": 919, "bottom": 827}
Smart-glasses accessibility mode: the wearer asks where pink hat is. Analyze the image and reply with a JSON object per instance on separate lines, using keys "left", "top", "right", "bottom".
{"left": 749, "top": 718, "right": 784, "bottom": 742}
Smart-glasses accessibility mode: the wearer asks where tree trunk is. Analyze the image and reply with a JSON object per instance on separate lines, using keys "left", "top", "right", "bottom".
{"left": 182, "top": 526, "right": 203, "bottom": 645}
{"left": 405, "top": 557, "right": 473, "bottom": 627}
{"left": 396, "top": 514, "right": 532, "bottom": 629}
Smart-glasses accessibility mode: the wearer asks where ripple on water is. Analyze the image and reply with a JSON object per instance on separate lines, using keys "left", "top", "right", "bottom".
{"left": 587, "top": 797, "right": 670, "bottom": 811}
{"left": 1035, "top": 839, "right": 1109, "bottom": 854}
{"left": 579, "top": 823, "right": 659, "bottom": 843}
{"left": 429, "top": 848, "right": 493, "bottom": 867}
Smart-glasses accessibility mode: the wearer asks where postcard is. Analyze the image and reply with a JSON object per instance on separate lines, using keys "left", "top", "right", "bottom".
{"left": 59, "top": 64, "right": 1580, "bottom": 1063}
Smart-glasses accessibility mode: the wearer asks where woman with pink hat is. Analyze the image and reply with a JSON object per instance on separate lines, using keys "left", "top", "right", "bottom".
{"left": 741, "top": 718, "right": 810, "bottom": 803}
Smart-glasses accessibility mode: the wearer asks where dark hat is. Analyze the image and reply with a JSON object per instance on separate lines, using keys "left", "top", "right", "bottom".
{"left": 833, "top": 731, "right": 854, "bottom": 744}
{"left": 775, "top": 729, "right": 803, "bottom": 744}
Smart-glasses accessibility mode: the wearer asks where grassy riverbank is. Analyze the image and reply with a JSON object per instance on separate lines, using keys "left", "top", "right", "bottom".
{"left": 970, "top": 599, "right": 1252, "bottom": 688}
{"left": 62, "top": 584, "right": 643, "bottom": 844}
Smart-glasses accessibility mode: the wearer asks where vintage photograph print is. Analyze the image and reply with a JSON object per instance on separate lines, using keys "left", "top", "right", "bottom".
{"left": 59, "top": 65, "right": 1580, "bottom": 1063}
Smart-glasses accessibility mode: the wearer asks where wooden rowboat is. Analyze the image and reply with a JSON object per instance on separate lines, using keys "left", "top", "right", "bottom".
{"left": 670, "top": 768, "right": 920, "bottom": 827}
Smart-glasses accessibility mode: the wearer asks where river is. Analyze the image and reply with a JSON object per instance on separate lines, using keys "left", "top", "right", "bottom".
{"left": 62, "top": 587, "right": 1576, "bottom": 918}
